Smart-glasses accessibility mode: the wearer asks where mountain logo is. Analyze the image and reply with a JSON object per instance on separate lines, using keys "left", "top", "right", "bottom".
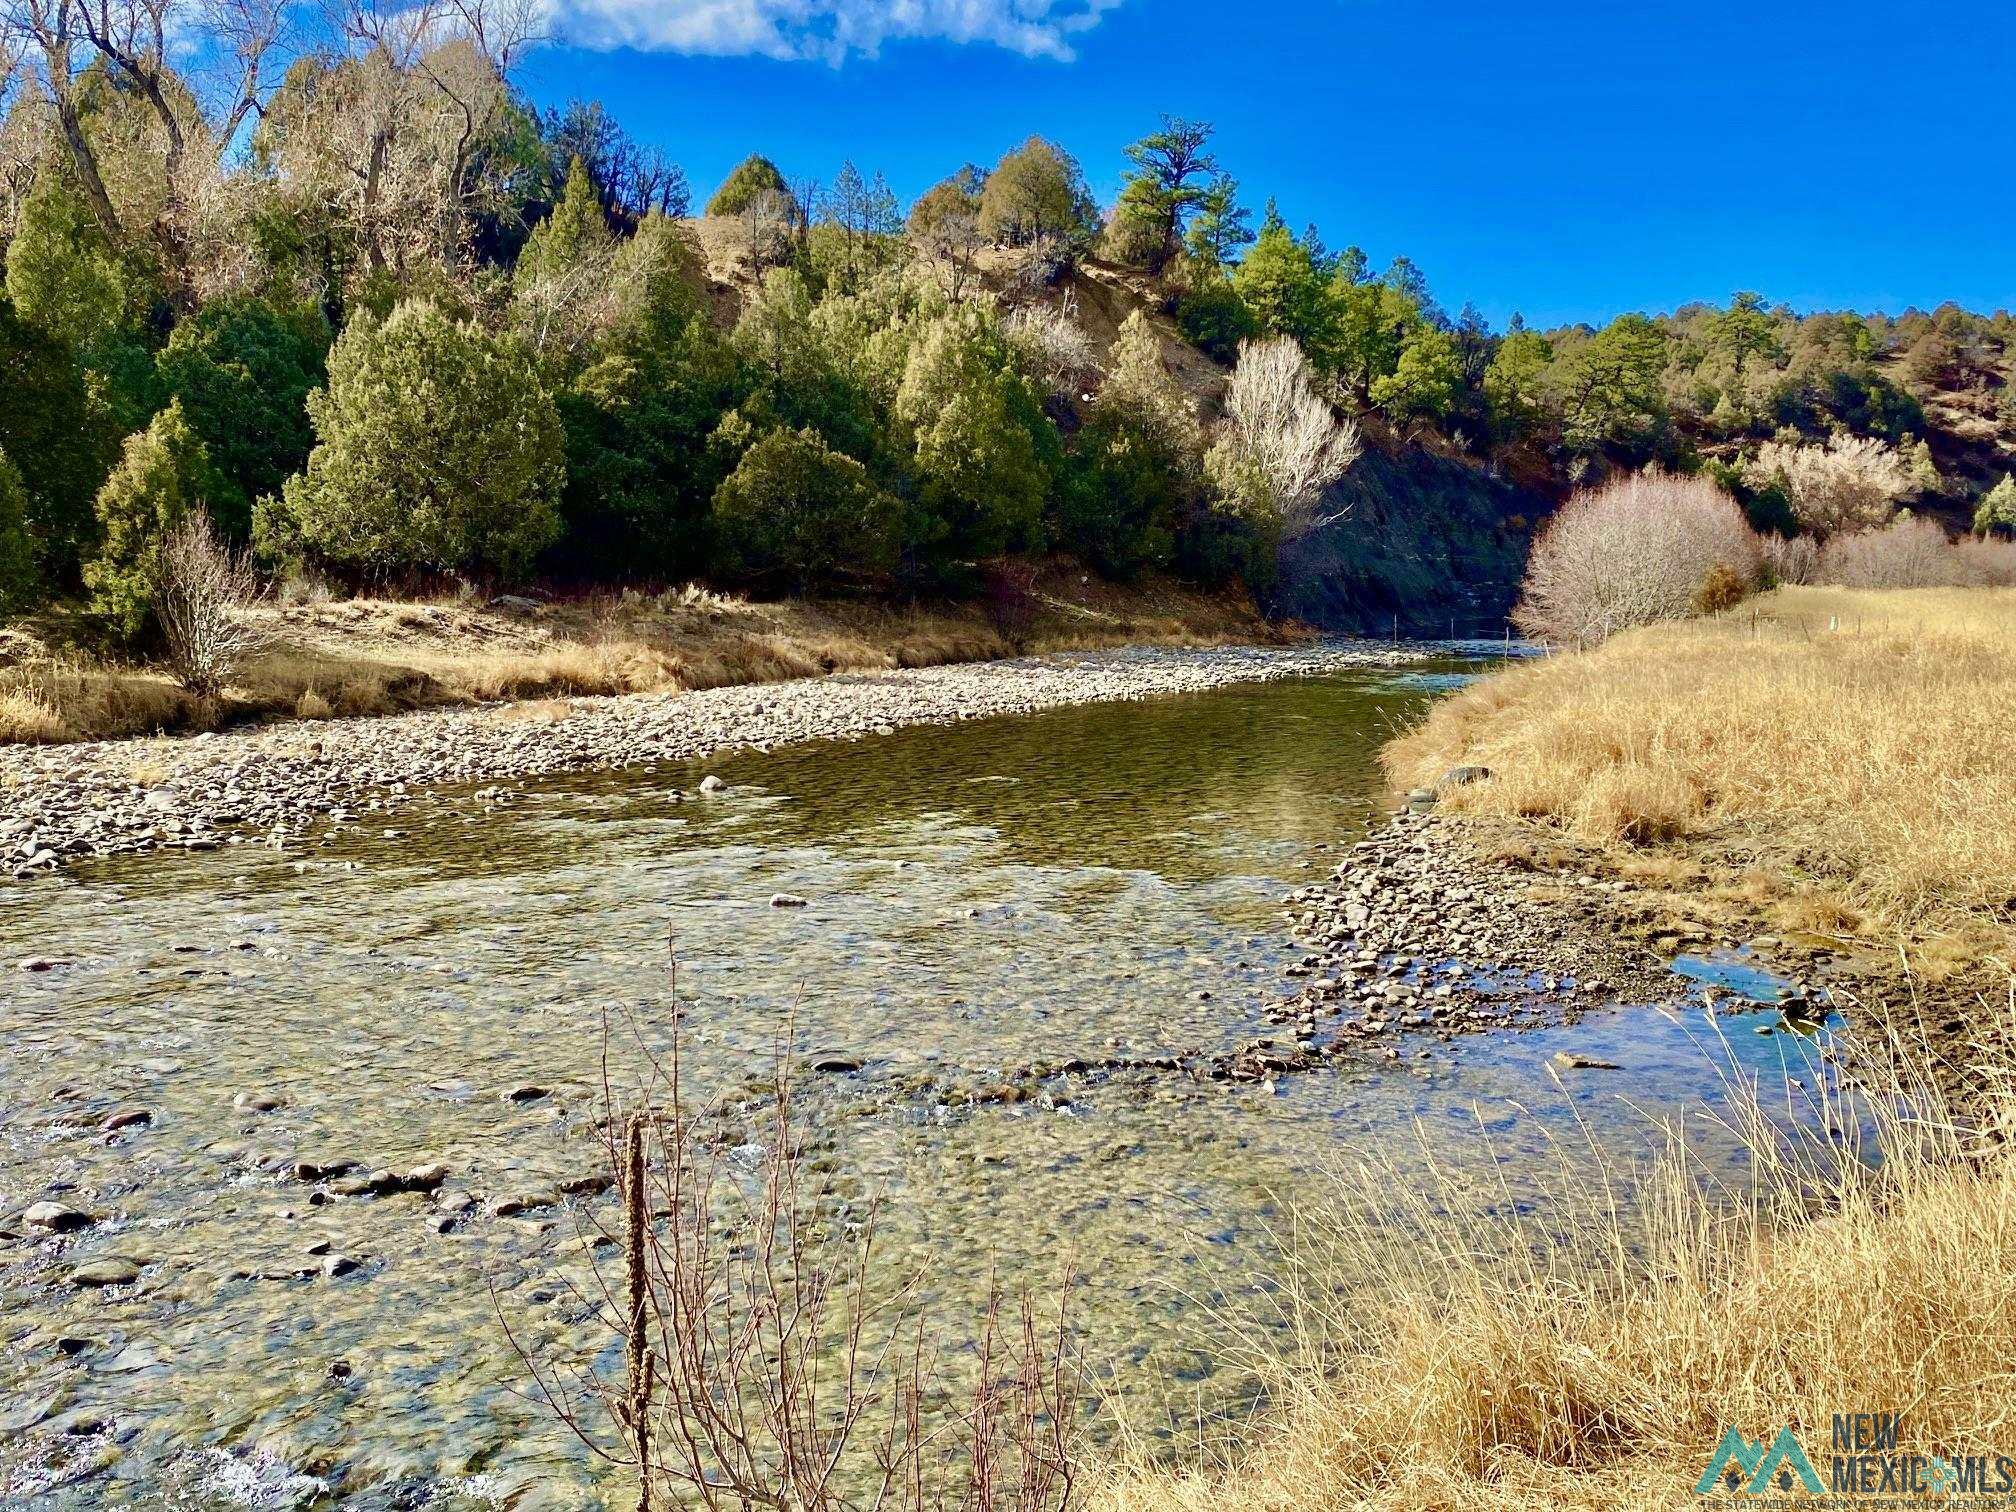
{"left": 1696, "top": 1425, "right": 1826, "bottom": 1496}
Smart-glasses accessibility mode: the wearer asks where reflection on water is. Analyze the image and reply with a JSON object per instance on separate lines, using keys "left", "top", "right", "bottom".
{"left": 0, "top": 660, "right": 1823, "bottom": 1505}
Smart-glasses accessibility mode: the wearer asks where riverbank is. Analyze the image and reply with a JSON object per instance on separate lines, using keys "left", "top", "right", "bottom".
{"left": 1386, "top": 586, "right": 2016, "bottom": 975}
{"left": 0, "top": 566, "right": 1293, "bottom": 746}
{"left": 0, "top": 639, "right": 1405, "bottom": 881}
{"left": 1103, "top": 584, "right": 2016, "bottom": 1510}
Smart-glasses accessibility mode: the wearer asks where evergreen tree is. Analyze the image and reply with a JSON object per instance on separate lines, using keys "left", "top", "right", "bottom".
{"left": 1104, "top": 117, "right": 1219, "bottom": 272}
{"left": 1061, "top": 311, "right": 1200, "bottom": 575}
{"left": 0, "top": 449, "right": 39, "bottom": 619}
{"left": 155, "top": 298, "right": 330, "bottom": 538}
{"left": 711, "top": 426, "right": 903, "bottom": 587}
{"left": 85, "top": 401, "right": 218, "bottom": 643}
{"left": 266, "top": 303, "right": 564, "bottom": 580}
{"left": 706, "top": 155, "right": 795, "bottom": 218}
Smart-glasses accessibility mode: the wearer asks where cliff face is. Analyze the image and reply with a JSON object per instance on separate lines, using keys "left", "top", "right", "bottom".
{"left": 1265, "top": 445, "right": 1544, "bottom": 635}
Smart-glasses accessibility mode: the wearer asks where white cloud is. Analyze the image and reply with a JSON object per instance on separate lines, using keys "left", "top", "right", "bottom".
{"left": 544, "top": 0, "right": 1124, "bottom": 62}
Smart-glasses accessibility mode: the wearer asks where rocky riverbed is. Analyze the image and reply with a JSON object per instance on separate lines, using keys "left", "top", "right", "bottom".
{"left": 0, "top": 655, "right": 1855, "bottom": 1503}
{"left": 0, "top": 642, "right": 1407, "bottom": 883}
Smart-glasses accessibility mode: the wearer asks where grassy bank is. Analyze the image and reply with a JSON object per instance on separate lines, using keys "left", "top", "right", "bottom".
{"left": 0, "top": 565, "right": 1294, "bottom": 746}
{"left": 1385, "top": 585, "right": 2016, "bottom": 968}
{"left": 1102, "top": 592, "right": 2016, "bottom": 1508}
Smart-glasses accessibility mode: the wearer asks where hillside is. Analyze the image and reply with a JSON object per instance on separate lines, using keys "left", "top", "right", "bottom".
{"left": 684, "top": 215, "right": 1549, "bottom": 631}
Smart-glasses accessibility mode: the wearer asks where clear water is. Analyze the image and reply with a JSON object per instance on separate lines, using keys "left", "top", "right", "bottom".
{"left": 0, "top": 659, "right": 1821, "bottom": 1506}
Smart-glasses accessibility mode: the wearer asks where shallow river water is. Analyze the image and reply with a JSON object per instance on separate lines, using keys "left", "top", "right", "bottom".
{"left": 0, "top": 655, "right": 1820, "bottom": 1506}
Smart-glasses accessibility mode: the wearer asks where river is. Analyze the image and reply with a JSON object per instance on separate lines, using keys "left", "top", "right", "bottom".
{"left": 0, "top": 653, "right": 1818, "bottom": 1506}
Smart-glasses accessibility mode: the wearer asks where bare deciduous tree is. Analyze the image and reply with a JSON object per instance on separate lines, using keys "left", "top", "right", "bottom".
{"left": 1206, "top": 336, "right": 1361, "bottom": 540}
{"left": 3, "top": 0, "right": 285, "bottom": 298}
{"left": 1515, "top": 468, "right": 1762, "bottom": 646}
{"left": 155, "top": 511, "right": 266, "bottom": 695}
{"left": 1743, "top": 432, "right": 1916, "bottom": 537}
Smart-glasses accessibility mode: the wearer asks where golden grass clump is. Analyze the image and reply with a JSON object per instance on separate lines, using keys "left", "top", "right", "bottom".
{"left": 1099, "top": 987, "right": 2016, "bottom": 1511}
{"left": 1385, "top": 586, "right": 2016, "bottom": 948}
{"left": 2, "top": 566, "right": 1289, "bottom": 746}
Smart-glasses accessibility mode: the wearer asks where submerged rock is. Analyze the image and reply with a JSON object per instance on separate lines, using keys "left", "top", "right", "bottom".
{"left": 24, "top": 1202, "right": 96, "bottom": 1233}
{"left": 69, "top": 1257, "right": 141, "bottom": 1288}
{"left": 1549, "top": 1051, "right": 1622, "bottom": 1071}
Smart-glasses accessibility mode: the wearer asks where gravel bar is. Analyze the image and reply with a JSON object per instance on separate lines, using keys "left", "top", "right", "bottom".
{"left": 1, "top": 641, "right": 1412, "bottom": 880}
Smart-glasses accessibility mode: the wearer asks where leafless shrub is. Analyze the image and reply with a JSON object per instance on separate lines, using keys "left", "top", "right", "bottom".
{"left": 1004, "top": 300, "right": 1095, "bottom": 400}
{"left": 1206, "top": 336, "right": 1361, "bottom": 541}
{"left": 509, "top": 1003, "right": 1084, "bottom": 1510}
{"left": 155, "top": 512, "right": 267, "bottom": 696}
{"left": 1819, "top": 515, "right": 1963, "bottom": 588}
{"left": 1955, "top": 536, "right": 2016, "bottom": 587}
{"left": 1514, "top": 468, "right": 1762, "bottom": 646}
{"left": 1743, "top": 432, "right": 1915, "bottom": 537}
{"left": 1762, "top": 533, "right": 1821, "bottom": 586}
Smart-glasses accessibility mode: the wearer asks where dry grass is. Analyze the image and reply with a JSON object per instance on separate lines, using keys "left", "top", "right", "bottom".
{"left": 1100, "top": 983, "right": 2016, "bottom": 1510}
{"left": 1384, "top": 586, "right": 2016, "bottom": 955}
{"left": 0, "top": 565, "right": 1292, "bottom": 746}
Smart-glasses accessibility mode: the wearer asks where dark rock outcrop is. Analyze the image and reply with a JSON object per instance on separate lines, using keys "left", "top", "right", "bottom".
{"left": 1268, "top": 444, "right": 1547, "bottom": 634}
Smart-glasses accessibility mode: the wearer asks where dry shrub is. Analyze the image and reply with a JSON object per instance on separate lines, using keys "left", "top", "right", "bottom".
{"left": 1690, "top": 562, "right": 1748, "bottom": 614}
{"left": 1100, "top": 985, "right": 2016, "bottom": 1511}
{"left": 1514, "top": 468, "right": 1761, "bottom": 646}
{"left": 1955, "top": 536, "right": 2016, "bottom": 587}
{"left": 1819, "top": 514, "right": 1960, "bottom": 588}
{"left": 1743, "top": 432, "right": 1915, "bottom": 536}
{"left": 294, "top": 687, "right": 333, "bottom": 720}
{"left": 156, "top": 513, "right": 267, "bottom": 696}
{"left": 513, "top": 1012, "right": 1083, "bottom": 1509}
{"left": 983, "top": 557, "right": 1041, "bottom": 643}
{"left": 1762, "top": 532, "right": 1820, "bottom": 585}
{"left": 1006, "top": 300, "right": 1097, "bottom": 399}
{"left": 1389, "top": 585, "right": 2016, "bottom": 945}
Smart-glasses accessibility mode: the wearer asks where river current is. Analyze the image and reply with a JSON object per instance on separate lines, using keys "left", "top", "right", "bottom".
{"left": 0, "top": 656, "right": 1816, "bottom": 1506}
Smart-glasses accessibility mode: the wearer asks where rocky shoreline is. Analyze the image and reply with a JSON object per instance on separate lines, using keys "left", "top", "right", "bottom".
{"left": 0, "top": 642, "right": 1410, "bottom": 883}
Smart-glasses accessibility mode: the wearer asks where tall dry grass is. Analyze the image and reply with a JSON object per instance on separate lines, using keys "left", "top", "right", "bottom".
{"left": 1385, "top": 586, "right": 2016, "bottom": 950}
{"left": 1100, "top": 983, "right": 2016, "bottom": 1510}
{"left": 1, "top": 568, "right": 1286, "bottom": 745}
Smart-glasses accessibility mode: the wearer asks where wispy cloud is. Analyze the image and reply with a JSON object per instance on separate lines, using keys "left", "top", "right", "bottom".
{"left": 543, "top": 0, "right": 1124, "bottom": 62}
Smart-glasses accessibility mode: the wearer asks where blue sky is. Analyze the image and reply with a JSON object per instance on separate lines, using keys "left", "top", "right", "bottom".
{"left": 515, "top": 0, "right": 2016, "bottom": 330}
